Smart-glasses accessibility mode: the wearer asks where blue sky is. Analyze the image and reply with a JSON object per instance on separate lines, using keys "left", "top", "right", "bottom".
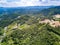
{"left": 0, "top": 0, "right": 60, "bottom": 7}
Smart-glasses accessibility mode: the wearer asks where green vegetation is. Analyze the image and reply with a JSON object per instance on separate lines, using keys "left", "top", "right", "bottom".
{"left": 0, "top": 27, "right": 4, "bottom": 35}
{"left": 0, "top": 6, "right": 60, "bottom": 45}
{"left": 0, "top": 15, "right": 60, "bottom": 45}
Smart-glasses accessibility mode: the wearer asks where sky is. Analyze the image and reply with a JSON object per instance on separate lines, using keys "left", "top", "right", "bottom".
{"left": 0, "top": 0, "right": 60, "bottom": 7}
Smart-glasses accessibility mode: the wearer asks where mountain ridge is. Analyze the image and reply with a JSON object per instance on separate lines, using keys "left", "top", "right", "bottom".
{"left": 0, "top": 6, "right": 52, "bottom": 15}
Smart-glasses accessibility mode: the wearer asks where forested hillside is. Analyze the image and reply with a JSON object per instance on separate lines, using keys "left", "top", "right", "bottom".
{"left": 40, "top": 6, "right": 60, "bottom": 16}
{"left": 0, "top": 6, "right": 60, "bottom": 45}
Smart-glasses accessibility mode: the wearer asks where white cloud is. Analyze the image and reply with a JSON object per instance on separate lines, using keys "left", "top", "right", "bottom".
{"left": 0, "top": 0, "right": 60, "bottom": 7}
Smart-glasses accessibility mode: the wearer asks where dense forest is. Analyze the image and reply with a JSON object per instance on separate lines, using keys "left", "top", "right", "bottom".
{"left": 0, "top": 6, "right": 60, "bottom": 45}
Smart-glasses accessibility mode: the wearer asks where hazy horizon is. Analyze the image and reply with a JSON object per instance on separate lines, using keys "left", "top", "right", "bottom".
{"left": 0, "top": 0, "right": 60, "bottom": 7}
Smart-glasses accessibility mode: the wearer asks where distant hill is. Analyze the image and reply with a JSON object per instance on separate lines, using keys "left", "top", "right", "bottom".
{"left": 0, "top": 6, "right": 51, "bottom": 15}
{"left": 39, "top": 6, "right": 60, "bottom": 16}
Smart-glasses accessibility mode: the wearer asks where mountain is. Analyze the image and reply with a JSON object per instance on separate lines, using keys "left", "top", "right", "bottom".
{"left": 0, "top": 15, "right": 60, "bottom": 45}
{"left": 0, "top": 6, "right": 60, "bottom": 28}
{"left": 0, "top": 6, "right": 60, "bottom": 45}
{"left": 39, "top": 6, "right": 60, "bottom": 16}
{"left": 0, "top": 6, "right": 60, "bottom": 16}
{"left": 0, "top": 6, "right": 51, "bottom": 15}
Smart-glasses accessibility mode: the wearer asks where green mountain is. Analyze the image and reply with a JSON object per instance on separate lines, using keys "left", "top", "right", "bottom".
{"left": 40, "top": 6, "right": 60, "bottom": 16}
{"left": 0, "top": 15, "right": 60, "bottom": 45}
{"left": 0, "top": 6, "right": 60, "bottom": 45}
{"left": 0, "top": 6, "right": 50, "bottom": 15}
